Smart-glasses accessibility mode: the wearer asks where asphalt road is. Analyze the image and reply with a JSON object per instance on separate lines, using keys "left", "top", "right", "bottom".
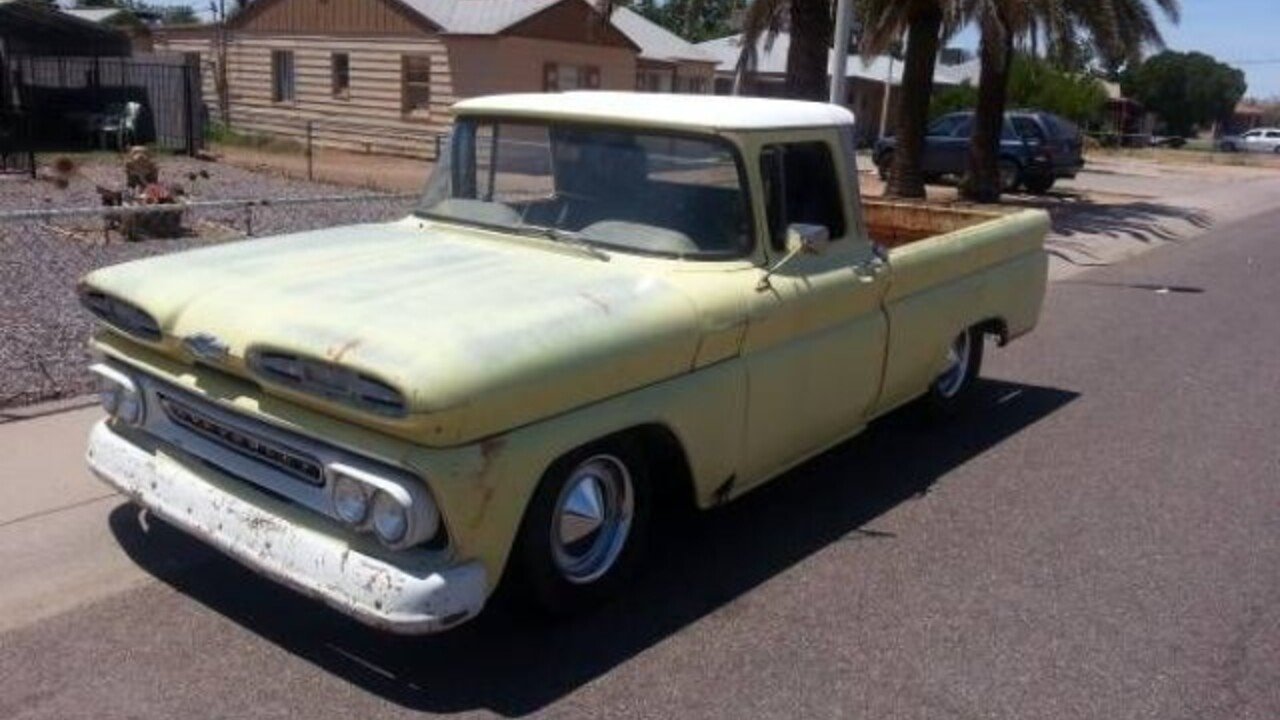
{"left": 2, "top": 209, "right": 1279, "bottom": 719}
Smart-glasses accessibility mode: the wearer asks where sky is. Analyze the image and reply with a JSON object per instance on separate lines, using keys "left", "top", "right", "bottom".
{"left": 941, "top": 0, "right": 1277, "bottom": 98}
{"left": 132, "top": 0, "right": 1280, "bottom": 98}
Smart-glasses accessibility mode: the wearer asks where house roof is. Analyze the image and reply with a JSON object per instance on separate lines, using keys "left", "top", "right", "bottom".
{"left": 454, "top": 91, "right": 855, "bottom": 131}
{"left": 0, "top": 0, "right": 130, "bottom": 55}
{"left": 400, "top": 0, "right": 709, "bottom": 64}
{"left": 697, "top": 33, "right": 965, "bottom": 86}
{"left": 400, "top": 0, "right": 560, "bottom": 34}
{"left": 62, "top": 7, "right": 125, "bottom": 23}
{"left": 609, "top": 8, "right": 714, "bottom": 64}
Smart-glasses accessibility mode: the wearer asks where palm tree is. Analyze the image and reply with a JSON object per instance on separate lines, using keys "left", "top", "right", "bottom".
{"left": 859, "top": 0, "right": 962, "bottom": 198}
{"left": 959, "top": 0, "right": 1179, "bottom": 202}
{"left": 734, "top": 0, "right": 833, "bottom": 100}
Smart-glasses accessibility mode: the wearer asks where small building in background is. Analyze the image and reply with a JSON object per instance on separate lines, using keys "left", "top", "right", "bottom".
{"left": 154, "top": 0, "right": 715, "bottom": 159}
{"left": 1224, "top": 102, "right": 1265, "bottom": 136}
{"left": 696, "top": 33, "right": 964, "bottom": 146}
{"left": 62, "top": 6, "right": 157, "bottom": 54}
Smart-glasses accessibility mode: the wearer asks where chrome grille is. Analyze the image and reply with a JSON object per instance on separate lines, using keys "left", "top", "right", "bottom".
{"left": 158, "top": 393, "right": 324, "bottom": 486}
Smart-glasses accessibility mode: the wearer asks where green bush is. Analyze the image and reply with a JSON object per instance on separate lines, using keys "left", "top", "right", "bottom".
{"left": 930, "top": 54, "right": 1108, "bottom": 126}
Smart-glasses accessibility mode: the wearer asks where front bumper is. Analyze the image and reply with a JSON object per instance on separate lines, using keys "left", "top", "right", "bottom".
{"left": 87, "top": 420, "right": 487, "bottom": 634}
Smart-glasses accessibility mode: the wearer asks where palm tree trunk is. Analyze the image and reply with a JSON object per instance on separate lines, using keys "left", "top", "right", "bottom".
{"left": 785, "top": 0, "right": 833, "bottom": 100}
{"left": 959, "top": 9, "right": 1014, "bottom": 203}
{"left": 887, "top": 3, "right": 943, "bottom": 199}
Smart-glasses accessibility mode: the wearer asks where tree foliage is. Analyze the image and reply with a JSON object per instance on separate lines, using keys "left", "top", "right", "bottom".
{"left": 630, "top": 0, "right": 744, "bottom": 43}
{"left": 1121, "top": 51, "right": 1247, "bottom": 136}
{"left": 931, "top": 56, "right": 1107, "bottom": 126}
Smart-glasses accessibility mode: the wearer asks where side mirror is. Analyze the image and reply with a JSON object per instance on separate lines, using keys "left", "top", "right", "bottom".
{"left": 758, "top": 224, "right": 832, "bottom": 291}
{"left": 784, "top": 223, "right": 830, "bottom": 255}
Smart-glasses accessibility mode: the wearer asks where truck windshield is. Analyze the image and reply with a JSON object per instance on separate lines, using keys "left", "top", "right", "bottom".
{"left": 417, "top": 119, "right": 752, "bottom": 259}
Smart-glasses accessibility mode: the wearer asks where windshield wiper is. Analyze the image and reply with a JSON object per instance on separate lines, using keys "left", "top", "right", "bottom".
{"left": 517, "top": 225, "right": 610, "bottom": 261}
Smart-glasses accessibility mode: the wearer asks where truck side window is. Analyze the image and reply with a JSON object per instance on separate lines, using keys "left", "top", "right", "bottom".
{"left": 759, "top": 142, "right": 846, "bottom": 250}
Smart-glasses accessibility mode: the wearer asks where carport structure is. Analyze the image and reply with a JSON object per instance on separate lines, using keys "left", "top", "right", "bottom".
{"left": 1, "top": 0, "right": 131, "bottom": 173}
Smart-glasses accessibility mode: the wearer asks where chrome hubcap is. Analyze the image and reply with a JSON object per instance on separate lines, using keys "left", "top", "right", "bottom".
{"left": 935, "top": 331, "right": 971, "bottom": 398}
{"left": 551, "top": 455, "right": 633, "bottom": 584}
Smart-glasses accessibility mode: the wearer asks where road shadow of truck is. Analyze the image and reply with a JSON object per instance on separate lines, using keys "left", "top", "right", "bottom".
{"left": 108, "top": 377, "right": 1078, "bottom": 717}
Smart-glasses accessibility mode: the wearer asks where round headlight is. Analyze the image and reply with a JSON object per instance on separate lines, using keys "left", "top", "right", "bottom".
{"left": 92, "top": 363, "right": 144, "bottom": 425}
{"left": 332, "top": 475, "right": 370, "bottom": 525}
{"left": 99, "top": 382, "right": 122, "bottom": 416}
{"left": 371, "top": 491, "right": 408, "bottom": 545}
{"left": 117, "top": 394, "right": 143, "bottom": 424}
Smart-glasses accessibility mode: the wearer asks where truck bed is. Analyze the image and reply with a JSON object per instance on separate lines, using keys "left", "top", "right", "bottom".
{"left": 862, "top": 200, "right": 1008, "bottom": 249}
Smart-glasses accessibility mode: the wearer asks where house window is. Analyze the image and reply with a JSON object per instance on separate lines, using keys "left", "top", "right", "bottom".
{"left": 331, "top": 53, "right": 350, "bottom": 99}
{"left": 271, "top": 50, "right": 295, "bottom": 103}
{"left": 544, "top": 63, "right": 600, "bottom": 92}
{"left": 636, "top": 69, "right": 671, "bottom": 93}
{"left": 675, "top": 75, "right": 707, "bottom": 94}
{"left": 402, "top": 54, "right": 431, "bottom": 116}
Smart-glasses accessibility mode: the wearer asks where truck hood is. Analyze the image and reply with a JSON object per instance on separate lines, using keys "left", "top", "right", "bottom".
{"left": 83, "top": 220, "right": 721, "bottom": 445}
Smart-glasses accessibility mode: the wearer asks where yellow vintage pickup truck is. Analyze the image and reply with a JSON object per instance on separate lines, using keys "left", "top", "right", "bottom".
{"left": 81, "top": 93, "right": 1048, "bottom": 634}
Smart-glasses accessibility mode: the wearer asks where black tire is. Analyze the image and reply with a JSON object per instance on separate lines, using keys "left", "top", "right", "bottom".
{"left": 877, "top": 150, "right": 895, "bottom": 182}
{"left": 921, "top": 327, "right": 984, "bottom": 419}
{"left": 998, "top": 159, "right": 1022, "bottom": 193}
{"left": 1024, "top": 174, "right": 1055, "bottom": 194}
{"left": 511, "top": 438, "right": 651, "bottom": 616}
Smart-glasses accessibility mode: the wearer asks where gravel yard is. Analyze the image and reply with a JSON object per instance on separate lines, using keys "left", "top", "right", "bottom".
{"left": 0, "top": 154, "right": 417, "bottom": 409}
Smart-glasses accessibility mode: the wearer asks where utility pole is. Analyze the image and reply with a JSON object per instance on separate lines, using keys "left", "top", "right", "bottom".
{"left": 828, "top": 0, "right": 854, "bottom": 105}
{"left": 878, "top": 53, "right": 895, "bottom": 140}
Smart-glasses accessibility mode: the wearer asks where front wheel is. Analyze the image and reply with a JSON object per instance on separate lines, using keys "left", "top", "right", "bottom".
{"left": 511, "top": 440, "right": 651, "bottom": 615}
{"left": 921, "top": 328, "right": 984, "bottom": 418}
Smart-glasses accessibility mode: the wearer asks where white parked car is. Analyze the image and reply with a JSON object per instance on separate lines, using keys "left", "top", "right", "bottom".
{"left": 1219, "top": 127, "right": 1280, "bottom": 153}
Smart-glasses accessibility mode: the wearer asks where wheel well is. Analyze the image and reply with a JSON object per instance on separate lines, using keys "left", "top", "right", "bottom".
{"left": 606, "top": 424, "right": 697, "bottom": 516}
{"left": 973, "top": 318, "right": 1010, "bottom": 346}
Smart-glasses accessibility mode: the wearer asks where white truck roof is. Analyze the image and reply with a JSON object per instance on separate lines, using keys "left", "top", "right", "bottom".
{"left": 453, "top": 92, "right": 856, "bottom": 132}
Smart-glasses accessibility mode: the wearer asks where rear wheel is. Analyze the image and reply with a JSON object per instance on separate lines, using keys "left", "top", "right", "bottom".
{"left": 1024, "top": 174, "right": 1055, "bottom": 194}
{"left": 921, "top": 327, "right": 984, "bottom": 418}
{"left": 998, "top": 159, "right": 1021, "bottom": 193}
{"left": 878, "top": 150, "right": 895, "bottom": 182}
{"left": 511, "top": 439, "right": 651, "bottom": 615}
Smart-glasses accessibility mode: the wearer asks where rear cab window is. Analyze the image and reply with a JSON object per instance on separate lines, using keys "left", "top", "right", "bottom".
{"left": 759, "top": 141, "right": 847, "bottom": 250}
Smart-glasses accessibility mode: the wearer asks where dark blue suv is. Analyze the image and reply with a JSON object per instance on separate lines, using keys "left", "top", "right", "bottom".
{"left": 873, "top": 110, "right": 1085, "bottom": 194}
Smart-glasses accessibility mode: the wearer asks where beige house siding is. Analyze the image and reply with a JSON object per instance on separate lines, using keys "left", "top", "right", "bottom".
{"left": 156, "top": 33, "right": 454, "bottom": 157}
{"left": 448, "top": 35, "right": 635, "bottom": 98}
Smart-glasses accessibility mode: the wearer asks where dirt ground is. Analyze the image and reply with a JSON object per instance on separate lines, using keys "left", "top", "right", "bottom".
{"left": 212, "top": 144, "right": 432, "bottom": 194}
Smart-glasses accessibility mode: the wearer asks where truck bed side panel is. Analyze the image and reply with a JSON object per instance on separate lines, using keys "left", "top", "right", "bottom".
{"left": 875, "top": 209, "right": 1049, "bottom": 414}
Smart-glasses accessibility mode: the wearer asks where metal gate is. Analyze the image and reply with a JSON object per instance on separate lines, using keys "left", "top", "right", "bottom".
{"left": 9, "top": 54, "right": 204, "bottom": 154}
{"left": 0, "top": 110, "right": 34, "bottom": 177}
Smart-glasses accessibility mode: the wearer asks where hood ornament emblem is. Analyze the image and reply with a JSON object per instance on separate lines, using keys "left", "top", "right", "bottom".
{"left": 184, "top": 332, "right": 230, "bottom": 362}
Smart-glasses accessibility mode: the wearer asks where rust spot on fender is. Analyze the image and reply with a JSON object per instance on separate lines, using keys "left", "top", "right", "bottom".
{"left": 478, "top": 436, "right": 507, "bottom": 477}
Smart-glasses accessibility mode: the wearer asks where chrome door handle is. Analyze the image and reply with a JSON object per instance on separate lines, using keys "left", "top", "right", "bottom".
{"left": 853, "top": 258, "right": 886, "bottom": 282}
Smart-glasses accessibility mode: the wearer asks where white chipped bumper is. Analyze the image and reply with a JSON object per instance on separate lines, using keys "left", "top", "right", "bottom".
{"left": 87, "top": 420, "right": 487, "bottom": 634}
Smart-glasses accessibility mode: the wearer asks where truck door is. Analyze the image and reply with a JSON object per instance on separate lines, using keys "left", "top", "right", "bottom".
{"left": 739, "top": 137, "right": 890, "bottom": 488}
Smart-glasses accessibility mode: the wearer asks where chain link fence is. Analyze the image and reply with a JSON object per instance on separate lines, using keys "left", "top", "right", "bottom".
{"left": 0, "top": 193, "right": 418, "bottom": 409}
